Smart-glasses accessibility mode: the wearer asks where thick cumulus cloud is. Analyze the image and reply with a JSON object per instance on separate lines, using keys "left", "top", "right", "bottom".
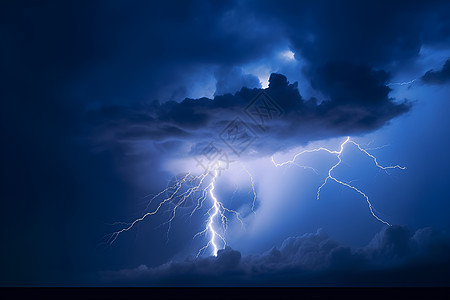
{"left": 244, "top": 0, "right": 450, "bottom": 98}
{"left": 10, "top": 0, "right": 446, "bottom": 158}
{"left": 214, "top": 67, "right": 262, "bottom": 96}
{"left": 88, "top": 72, "right": 410, "bottom": 157}
{"left": 422, "top": 59, "right": 450, "bottom": 85}
{"left": 79, "top": 0, "right": 450, "bottom": 157}
{"left": 101, "top": 225, "right": 450, "bottom": 286}
{"left": 251, "top": 0, "right": 450, "bottom": 66}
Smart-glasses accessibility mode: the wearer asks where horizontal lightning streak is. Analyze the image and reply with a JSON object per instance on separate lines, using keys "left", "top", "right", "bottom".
{"left": 387, "top": 79, "right": 417, "bottom": 86}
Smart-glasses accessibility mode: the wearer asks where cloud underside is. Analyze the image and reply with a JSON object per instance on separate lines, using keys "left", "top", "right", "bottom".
{"left": 102, "top": 225, "right": 450, "bottom": 286}
{"left": 88, "top": 70, "right": 410, "bottom": 156}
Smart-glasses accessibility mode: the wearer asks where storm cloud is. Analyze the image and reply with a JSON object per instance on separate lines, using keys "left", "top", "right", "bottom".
{"left": 102, "top": 225, "right": 450, "bottom": 286}
{"left": 87, "top": 71, "right": 410, "bottom": 157}
{"left": 2, "top": 0, "right": 450, "bottom": 286}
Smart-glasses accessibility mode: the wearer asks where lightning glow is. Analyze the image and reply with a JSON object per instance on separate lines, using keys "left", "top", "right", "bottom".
{"left": 195, "top": 168, "right": 223, "bottom": 257}
{"left": 280, "top": 50, "right": 296, "bottom": 61}
{"left": 108, "top": 136, "right": 404, "bottom": 257}
{"left": 242, "top": 166, "right": 257, "bottom": 214}
{"left": 387, "top": 79, "right": 417, "bottom": 86}
{"left": 194, "top": 165, "right": 246, "bottom": 257}
{"left": 107, "top": 163, "right": 247, "bottom": 257}
{"left": 272, "top": 136, "right": 406, "bottom": 226}
{"left": 106, "top": 172, "right": 192, "bottom": 244}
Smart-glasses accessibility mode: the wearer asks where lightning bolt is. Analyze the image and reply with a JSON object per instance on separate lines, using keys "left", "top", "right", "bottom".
{"left": 108, "top": 136, "right": 401, "bottom": 256}
{"left": 272, "top": 136, "right": 406, "bottom": 226}
{"left": 107, "top": 163, "right": 246, "bottom": 257}
{"left": 242, "top": 165, "right": 257, "bottom": 214}
{"left": 194, "top": 165, "right": 245, "bottom": 257}
{"left": 387, "top": 79, "right": 417, "bottom": 86}
{"left": 106, "top": 172, "right": 192, "bottom": 244}
{"left": 194, "top": 168, "right": 224, "bottom": 257}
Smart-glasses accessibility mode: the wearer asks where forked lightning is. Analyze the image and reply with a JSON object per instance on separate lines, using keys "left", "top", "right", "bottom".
{"left": 272, "top": 136, "right": 406, "bottom": 225}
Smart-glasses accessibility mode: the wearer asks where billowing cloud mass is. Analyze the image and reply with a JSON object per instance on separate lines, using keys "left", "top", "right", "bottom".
{"left": 87, "top": 72, "right": 410, "bottom": 157}
{"left": 79, "top": 0, "right": 450, "bottom": 157}
{"left": 101, "top": 225, "right": 450, "bottom": 286}
{"left": 2, "top": 0, "right": 450, "bottom": 286}
{"left": 422, "top": 59, "right": 450, "bottom": 85}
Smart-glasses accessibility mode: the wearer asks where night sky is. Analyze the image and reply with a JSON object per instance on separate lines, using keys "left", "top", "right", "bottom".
{"left": 2, "top": 0, "right": 450, "bottom": 287}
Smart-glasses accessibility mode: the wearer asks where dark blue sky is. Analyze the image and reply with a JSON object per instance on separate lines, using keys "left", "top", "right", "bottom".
{"left": 1, "top": 0, "right": 450, "bottom": 286}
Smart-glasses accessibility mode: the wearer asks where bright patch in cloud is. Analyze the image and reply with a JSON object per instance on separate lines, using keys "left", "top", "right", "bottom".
{"left": 280, "top": 50, "right": 296, "bottom": 61}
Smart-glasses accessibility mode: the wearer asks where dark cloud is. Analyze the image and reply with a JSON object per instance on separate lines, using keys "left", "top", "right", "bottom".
{"left": 247, "top": 0, "right": 450, "bottom": 115}
{"left": 214, "top": 67, "right": 261, "bottom": 96}
{"left": 421, "top": 59, "right": 450, "bottom": 85}
{"left": 88, "top": 72, "right": 410, "bottom": 157}
{"left": 6, "top": 0, "right": 442, "bottom": 160}
{"left": 8, "top": 0, "right": 447, "bottom": 106}
{"left": 252, "top": 0, "right": 450, "bottom": 66}
{"left": 311, "top": 63, "right": 391, "bottom": 105}
{"left": 101, "top": 225, "right": 450, "bottom": 286}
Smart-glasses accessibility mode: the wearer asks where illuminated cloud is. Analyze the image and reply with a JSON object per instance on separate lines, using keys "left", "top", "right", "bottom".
{"left": 279, "top": 50, "right": 296, "bottom": 61}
